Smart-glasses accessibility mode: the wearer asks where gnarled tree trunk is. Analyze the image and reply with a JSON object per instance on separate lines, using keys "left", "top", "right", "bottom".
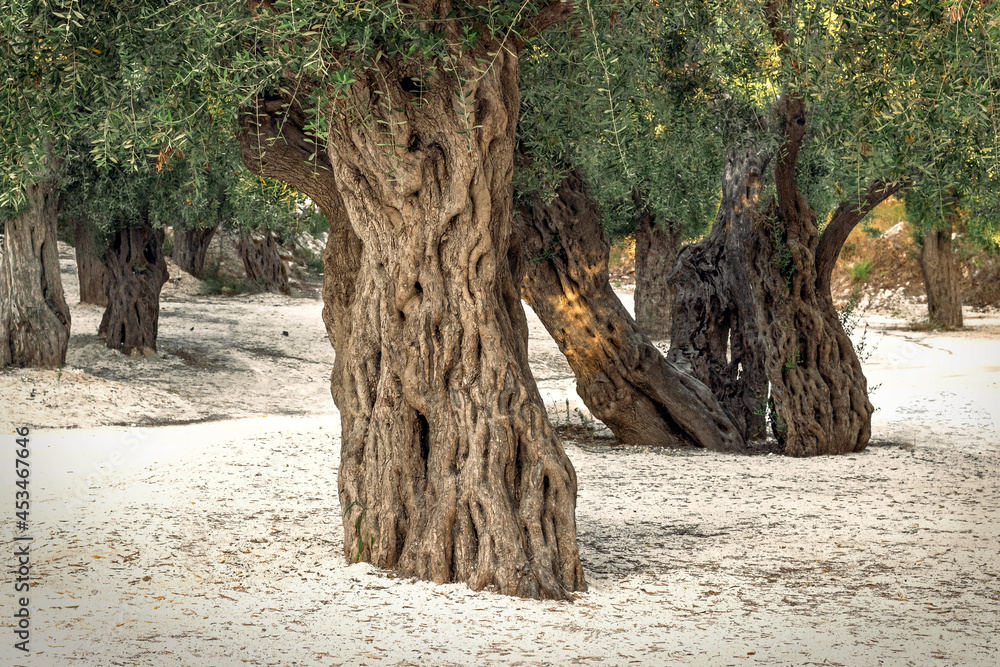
{"left": 670, "top": 99, "right": 891, "bottom": 456}
{"left": 667, "top": 151, "right": 771, "bottom": 444}
{"left": 173, "top": 224, "right": 217, "bottom": 278}
{"left": 519, "top": 171, "right": 744, "bottom": 452}
{"left": 0, "top": 179, "right": 71, "bottom": 368}
{"left": 237, "top": 230, "right": 288, "bottom": 293}
{"left": 98, "top": 220, "right": 169, "bottom": 356}
{"left": 918, "top": 215, "right": 963, "bottom": 328}
{"left": 74, "top": 217, "right": 108, "bottom": 306}
{"left": 239, "top": 34, "right": 585, "bottom": 598}
{"left": 633, "top": 193, "right": 682, "bottom": 340}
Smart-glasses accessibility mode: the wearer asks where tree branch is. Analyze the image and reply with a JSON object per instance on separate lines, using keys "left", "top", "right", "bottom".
{"left": 815, "top": 178, "right": 909, "bottom": 294}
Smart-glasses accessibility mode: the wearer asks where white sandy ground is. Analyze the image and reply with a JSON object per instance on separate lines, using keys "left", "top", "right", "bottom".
{"left": 0, "top": 244, "right": 998, "bottom": 666}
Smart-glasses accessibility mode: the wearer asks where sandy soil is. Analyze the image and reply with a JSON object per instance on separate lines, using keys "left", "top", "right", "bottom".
{"left": 1, "top": 245, "right": 998, "bottom": 666}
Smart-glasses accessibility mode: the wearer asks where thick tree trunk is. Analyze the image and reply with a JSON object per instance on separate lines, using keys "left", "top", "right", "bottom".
{"left": 633, "top": 194, "right": 682, "bottom": 340}
{"left": 670, "top": 99, "right": 875, "bottom": 456}
{"left": 238, "top": 39, "right": 585, "bottom": 598}
{"left": 74, "top": 218, "right": 108, "bottom": 306}
{"left": 918, "top": 216, "right": 963, "bottom": 328}
{"left": 237, "top": 230, "right": 288, "bottom": 293}
{"left": 98, "top": 220, "right": 169, "bottom": 356}
{"left": 519, "top": 171, "right": 744, "bottom": 452}
{"left": 0, "top": 179, "right": 71, "bottom": 368}
{"left": 173, "top": 224, "right": 217, "bottom": 278}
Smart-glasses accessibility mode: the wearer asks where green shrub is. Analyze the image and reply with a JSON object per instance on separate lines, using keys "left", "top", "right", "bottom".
{"left": 849, "top": 257, "right": 875, "bottom": 282}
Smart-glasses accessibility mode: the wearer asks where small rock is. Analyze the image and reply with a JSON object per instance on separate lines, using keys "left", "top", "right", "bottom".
{"left": 282, "top": 331, "right": 289, "bottom": 337}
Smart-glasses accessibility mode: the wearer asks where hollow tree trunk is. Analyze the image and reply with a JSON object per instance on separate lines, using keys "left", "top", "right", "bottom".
{"left": 237, "top": 230, "right": 289, "bottom": 293}
{"left": 98, "top": 219, "right": 169, "bottom": 356}
{"left": 238, "top": 36, "right": 584, "bottom": 598}
{"left": 173, "top": 224, "right": 217, "bottom": 278}
{"left": 0, "top": 178, "right": 71, "bottom": 368}
{"left": 74, "top": 217, "right": 108, "bottom": 306}
{"left": 519, "top": 171, "right": 744, "bottom": 452}
{"left": 670, "top": 99, "right": 882, "bottom": 456}
{"left": 633, "top": 193, "right": 682, "bottom": 340}
{"left": 667, "top": 151, "right": 771, "bottom": 444}
{"left": 918, "top": 215, "right": 963, "bottom": 328}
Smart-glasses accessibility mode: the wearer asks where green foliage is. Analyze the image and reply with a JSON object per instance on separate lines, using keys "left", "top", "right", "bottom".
{"left": 849, "top": 257, "right": 875, "bottom": 283}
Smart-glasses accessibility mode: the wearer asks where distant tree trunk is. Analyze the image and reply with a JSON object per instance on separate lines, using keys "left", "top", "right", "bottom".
{"left": 173, "top": 225, "right": 217, "bottom": 278}
{"left": 237, "top": 230, "right": 288, "bottom": 293}
{"left": 633, "top": 193, "right": 682, "bottom": 340}
{"left": 0, "top": 178, "right": 71, "bottom": 368}
{"left": 518, "top": 171, "right": 745, "bottom": 452}
{"left": 98, "top": 219, "right": 169, "bottom": 356}
{"left": 74, "top": 218, "right": 108, "bottom": 306}
{"left": 238, "top": 32, "right": 585, "bottom": 600}
{"left": 670, "top": 99, "right": 896, "bottom": 456}
{"left": 918, "top": 211, "right": 963, "bottom": 328}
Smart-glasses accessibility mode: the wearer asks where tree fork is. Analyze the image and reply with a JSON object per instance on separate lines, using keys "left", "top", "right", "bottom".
{"left": 518, "top": 170, "right": 745, "bottom": 452}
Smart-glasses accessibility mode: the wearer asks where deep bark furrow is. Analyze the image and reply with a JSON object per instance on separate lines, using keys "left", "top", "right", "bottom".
{"left": 0, "top": 178, "right": 71, "bottom": 368}
{"left": 519, "top": 171, "right": 744, "bottom": 452}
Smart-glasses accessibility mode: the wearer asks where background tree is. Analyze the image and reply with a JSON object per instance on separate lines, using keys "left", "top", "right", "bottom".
{"left": 664, "top": 0, "right": 999, "bottom": 455}
{"left": 0, "top": 1, "right": 215, "bottom": 365}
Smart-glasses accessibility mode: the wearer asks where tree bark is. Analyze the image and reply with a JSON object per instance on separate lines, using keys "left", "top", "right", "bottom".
{"left": 667, "top": 151, "right": 771, "bottom": 444}
{"left": 173, "top": 224, "right": 217, "bottom": 278}
{"left": 633, "top": 193, "right": 682, "bottom": 340}
{"left": 237, "top": 230, "right": 289, "bottom": 293}
{"left": 918, "top": 214, "right": 963, "bottom": 328}
{"left": 238, "top": 38, "right": 585, "bottom": 598}
{"left": 519, "top": 171, "right": 745, "bottom": 452}
{"left": 74, "top": 217, "right": 108, "bottom": 306}
{"left": 98, "top": 220, "right": 169, "bottom": 356}
{"left": 0, "top": 179, "right": 71, "bottom": 368}
{"left": 670, "top": 99, "right": 874, "bottom": 456}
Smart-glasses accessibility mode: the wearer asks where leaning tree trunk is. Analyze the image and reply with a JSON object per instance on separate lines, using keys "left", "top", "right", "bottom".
{"left": 519, "top": 170, "right": 744, "bottom": 452}
{"left": 74, "top": 218, "right": 108, "bottom": 306}
{"left": 98, "top": 220, "right": 169, "bottom": 356}
{"left": 238, "top": 38, "right": 585, "bottom": 598}
{"left": 918, "top": 216, "right": 963, "bottom": 329}
{"left": 633, "top": 193, "right": 682, "bottom": 340}
{"left": 238, "top": 230, "right": 289, "bottom": 294}
{"left": 0, "top": 179, "right": 71, "bottom": 368}
{"left": 671, "top": 99, "right": 884, "bottom": 456}
{"left": 173, "top": 224, "right": 217, "bottom": 279}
